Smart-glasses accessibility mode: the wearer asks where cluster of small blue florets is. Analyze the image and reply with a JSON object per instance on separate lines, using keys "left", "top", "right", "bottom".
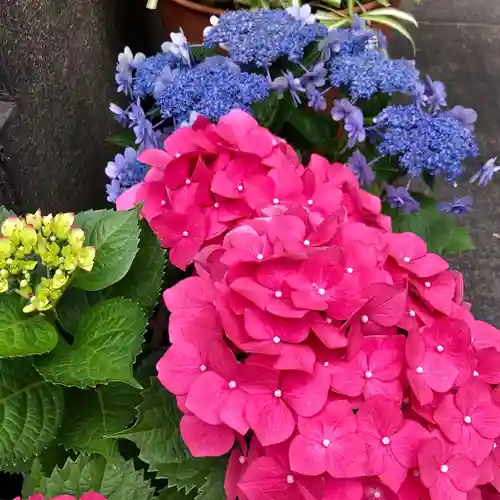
{"left": 204, "top": 9, "right": 327, "bottom": 68}
{"left": 330, "top": 50, "right": 418, "bottom": 100}
{"left": 375, "top": 105, "right": 479, "bottom": 180}
{"left": 133, "top": 52, "right": 185, "bottom": 98}
{"left": 156, "top": 57, "right": 269, "bottom": 122}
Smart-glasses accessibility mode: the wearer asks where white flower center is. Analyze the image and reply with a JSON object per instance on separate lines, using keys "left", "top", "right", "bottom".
{"left": 237, "top": 184, "right": 244, "bottom": 192}
{"left": 381, "top": 436, "right": 391, "bottom": 445}
{"left": 160, "top": 200, "right": 167, "bottom": 206}
{"left": 425, "top": 281, "right": 431, "bottom": 288}
{"left": 436, "top": 345, "right": 444, "bottom": 352}
{"left": 323, "top": 361, "right": 329, "bottom": 367}
{"left": 403, "top": 256, "right": 411, "bottom": 263}
{"left": 409, "top": 309, "right": 416, "bottom": 317}
{"left": 200, "top": 364, "right": 207, "bottom": 372}
{"left": 274, "top": 389, "right": 282, "bottom": 398}
{"left": 365, "top": 370, "right": 373, "bottom": 379}
{"left": 182, "top": 231, "right": 189, "bottom": 237}
{"left": 185, "top": 178, "right": 191, "bottom": 185}
{"left": 322, "top": 439, "right": 331, "bottom": 447}
{"left": 440, "top": 464, "right": 449, "bottom": 473}
{"left": 303, "top": 239, "right": 311, "bottom": 246}
{"left": 275, "top": 291, "right": 283, "bottom": 298}
{"left": 273, "top": 336, "right": 281, "bottom": 344}
{"left": 416, "top": 366, "right": 424, "bottom": 374}
{"left": 214, "top": 202, "right": 220, "bottom": 208}
{"left": 318, "top": 288, "right": 326, "bottom": 296}
{"left": 346, "top": 267, "right": 354, "bottom": 274}
{"left": 464, "top": 415, "right": 472, "bottom": 424}
{"left": 286, "top": 475, "right": 295, "bottom": 484}
{"left": 326, "top": 317, "right": 333, "bottom": 324}
{"left": 228, "top": 380, "right": 237, "bottom": 389}
{"left": 307, "top": 199, "right": 314, "bottom": 206}
{"left": 239, "top": 456, "right": 246, "bottom": 464}
{"left": 473, "top": 370, "right": 479, "bottom": 377}
{"left": 273, "top": 198, "right": 280, "bottom": 205}
{"left": 373, "top": 492, "right": 381, "bottom": 499}
{"left": 256, "top": 253, "right": 264, "bottom": 261}
{"left": 361, "top": 315, "right": 369, "bottom": 324}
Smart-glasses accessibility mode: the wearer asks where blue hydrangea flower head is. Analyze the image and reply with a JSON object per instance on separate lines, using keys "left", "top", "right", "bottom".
{"left": 437, "top": 196, "right": 473, "bottom": 215}
{"left": 133, "top": 52, "right": 184, "bottom": 98}
{"left": 156, "top": 57, "right": 269, "bottom": 122}
{"left": 384, "top": 184, "right": 420, "bottom": 213}
{"left": 203, "top": 9, "right": 327, "bottom": 68}
{"left": 375, "top": 104, "right": 479, "bottom": 180}
{"left": 329, "top": 50, "right": 419, "bottom": 100}
{"left": 105, "top": 147, "right": 148, "bottom": 203}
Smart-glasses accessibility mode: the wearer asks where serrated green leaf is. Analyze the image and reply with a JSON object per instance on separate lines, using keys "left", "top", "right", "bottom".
{"left": 35, "top": 298, "right": 146, "bottom": 388}
{"left": 0, "top": 359, "right": 64, "bottom": 467}
{"left": 155, "top": 458, "right": 220, "bottom": 490}
{"left": 55, "top": 287, "right": 95, "bottom": 335}
{"left": 0, "top": 294, "right": 59, "bottom": 357}
{"left": 58, "top": 384, "right": 141, "bottom": 456}
{"left": 158, "top": 488, "right": 196, "bottom": 500}
{"left": 72, "top": 209, "right": 140, "bottom": 291}
{"left": 195, "top": 458, "right": 227, "bottom": 500}
{"left": 111, "top": 378, "right": 190, "bottom": 466}
{"left": 25, "top": 454, "right": 155, "bottom": 500}
{"left": 103, "top": 221, "right": 165, "bottom": 315}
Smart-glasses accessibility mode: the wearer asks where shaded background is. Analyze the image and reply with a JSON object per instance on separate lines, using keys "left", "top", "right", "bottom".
{"left": 0, "top": 0, "right": 499, "bottom": 336}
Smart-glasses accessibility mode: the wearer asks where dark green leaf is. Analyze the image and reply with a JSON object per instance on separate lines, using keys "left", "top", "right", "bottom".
{"left": 251, "top": 92, "right": 281, "bottom": 130}
{"left": 72, "top": 209, "right": 140, "bottom": 291}
{"left": 106, "top": 130, "right": 136, "bottom": 149}
{"left": 0, "top": 359, "right": 64, "bottom": 467}
{"left": 0, "top": 206, "right": 16, "bottom": 225}
{"left": 0, "top": 294, "right": 59, "bottom": 357}
{"left": 111, "top": 378, "right": 190, "bottom": 467}
{"left": 35, "top": 298, "right": 146, "bottom": 388}
{"left": 58, "top": 384, "right": 141, "bottom": 456}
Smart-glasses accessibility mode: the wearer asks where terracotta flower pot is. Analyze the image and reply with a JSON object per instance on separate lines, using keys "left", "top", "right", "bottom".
{"left": 162, "top": 0, "right": 225, "bottom": 43}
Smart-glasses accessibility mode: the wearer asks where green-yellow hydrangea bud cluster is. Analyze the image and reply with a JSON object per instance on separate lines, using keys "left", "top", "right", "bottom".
{"left": 0, "top": 211, "right": 95, "bottom": 313}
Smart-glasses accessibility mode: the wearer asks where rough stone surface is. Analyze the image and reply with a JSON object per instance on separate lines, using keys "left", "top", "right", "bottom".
{"left": 0, "top": 0, "right": 162, "bottom": 214}
{"left": 392, "top": 2, "right": 500, "bottom": 326}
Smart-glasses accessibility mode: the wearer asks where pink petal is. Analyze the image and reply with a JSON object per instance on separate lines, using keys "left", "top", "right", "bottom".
{"left": 369, "top": 344, "right": 403, "bottom": 381}
{"left": 472, "top": 403, "right": 500, "bottom": 439}
{"left": 156, "top": 344, "right": 204, "bottom": 395}
{"left": 407, "top": 253, "right": 449, "bottom": 278}
{"left": 418, "top": 438, "right": 445, "bottom": 488}
{"left": 185, "top": 371, "right": 225, "bottom": 425}
{"left": 180, "top": 415, "right": 234, "bottom": 457}
{"left": 434, "top": 394, "right": 464, "bottom": 443}
{"left": 330, "top": 356, "right": 365, "bottom": 397}
{"left": 138, "top": 148, "right": 171, "bottom": 169}
{"left": 231, "top": 277, "right": 273, "bottom": 311}
{"left": 475, "top": 348, "right": 500, "bottom": 384}
{"left": 326, "top": 432, "right": 366, "bottom": 478}
{"left": 274, "top": 344, "right": 316, "bottom": 373}
{"left": 289, "top": 435, "right": 327, "bottom": 475}
{"left": 282, "top": 365, "right": 330, "bottom": 417}
{"left": 323, "top": 478, "right": 363, "bottom": 500}
{"left": 116, "top": 183, "right": 142, "bottom": 211}
{"left": 80, "top": 494, "right": 107, "bottom": 500}
{"left": 238, "top": 456, "right": 292, "bottom": 500}
{"left": 220, "top": 390, "right": 250, "bottom": 435}
{"left": 392, "top": 420, "right": 429, "bottom": 468}
{"left": 448, "top": 454, "right": 479, "bottom": 492}
{"left": 378, "top": 454, "right": 409, "bottom": 492}
{"left": 163, "top": 276, "right": 215, "bottom": 314}
{"left": 245, "top": 394, "right": 295, "bottom": 446}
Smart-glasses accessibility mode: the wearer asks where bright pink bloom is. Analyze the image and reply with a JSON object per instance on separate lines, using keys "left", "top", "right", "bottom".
{"left": 17, "top": 494, "right": 107, "bottom": 500}
{"left": 238, "top": 442, "right": 324, "bottom": 500}
{"left": 411, "top": 271, "right": 456, "bottom": 316}
{"left": 357, "top": 396, "right": 429, "bottom": 491}
{"left": 330, "top": 337, "right": 404, "bottom": 402}
{"left": 322, "top": 478, "right": 364, "bottom": 499}
{"left": 225, "top": 438, "right": 261, "bottom": 500}
{"left": 180, "top": 414, "right": 235, "bottom": 457}
{"left": 238, "top": 361, "right": 330, "bottom": 446}
{"left": 473, "top": 348, "right": 500, "bottom": 385}
{"left": 406, "top": 326, "right": 459, "bottom": 405}
{"left": 418, "top": 437, "right": 478, "bottom": 500}
{"left": 386, "top": 232, "right": 448, "bottom": 278}
{"left": 289, "top": 400, "right": 366, "bottom": 478}
{"left": 434, "top": 379, "right": 500, "bottom": 464}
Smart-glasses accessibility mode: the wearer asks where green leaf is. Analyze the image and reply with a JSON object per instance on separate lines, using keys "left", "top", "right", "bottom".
{"left": 103, "top": 221, "right": 165, "bottom": 315}
{"left": 55, "top": 287, "right": 95, "bottom": 335}
{"left": 391, "top": 206, "right": 474, "bottom": 256}
{"left": 106, "top": 130, "right": 136, "bottom": 149}
{"left": 361, "top": 7, "right": 418, "bottom": 26}
{"left": 155, "top": 458, "right": 220, "bottom": 492}
{"left": 195, "top": 458, "right": 227, "bottom": 500}
{"left": 0, "top": 294, "right": 59, "bottom": 357}
{"left": 35, "top": 298, "right": 146, "bottom": 388}
{"left": 0, "top": 206, "right": 16, "bottom": 225}
{"left": 25, "top": 454, "right": 155, "bottom": 500}
{"left": 0, "top": 359, "right": 64, "bottom": 467}
{"left": 158, "top": 488, "right": 196, "bottom": 500}
{"left": 72, "top": 209, "right": 140, "bottom": 291}
{"left": 251, "top": 92, "right": 281, "bottom": 130}
{"left": 58, "top": 384, "right": 141, "bottom": 456}
{"left": 111, "top": 378, "right": 190, "bottom": 467}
